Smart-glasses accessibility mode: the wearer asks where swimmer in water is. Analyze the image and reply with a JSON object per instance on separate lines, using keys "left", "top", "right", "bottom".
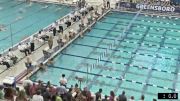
{"left": 19, "top": 8, "right": 26, "bottom": 13}
{"left": 15, "top": 16, "right": 23, "bottom": 21}
{"left": 42, "top": 5, "right": 48, "bottom": 9}
{"left": 0, "top": 24, "right": 6, "bottom": 31}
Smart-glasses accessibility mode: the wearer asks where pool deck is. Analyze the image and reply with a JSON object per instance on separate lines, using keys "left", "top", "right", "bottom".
{"left": 0, "top": 5, "right": 107, "bottom": 85}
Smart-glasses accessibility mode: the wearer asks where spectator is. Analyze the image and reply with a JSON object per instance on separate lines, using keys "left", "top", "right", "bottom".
{"left": 74, "top": 83, "right": 81, "bottom": 94}
{"left": 102, "top": 95, "right": 108, "bottom": 101}
{"left": 109, "top": 91, "right": 115, "bottom": 101}
{"left": 0, "top": 85, "right": 4, "bottom": 99}
{"left": 15, "top": 90, "right": 28, "bottom": 101}
{"left": 129, "top": 96, "right": 134, "bottom": 101}
{"left": 153, "top": 98, "right": 157, "bottom": 101}
{"left": 118, "top": 91, "right": 127, "bottom": 101}
{"left": 60, "top": 74, "right": 67, "bottom": 87}
{"left": 81, "top": 87, "right": 91, "bottom": 101}
{"left": 42, "top": 88, "right": 51, "bottom": 101}
{"left": 56, "top": 83, "right": 67, "bottom": 100}
{"left": 95, "top": 88, "right": 102, "bottom": 101}
{"left": 64, "top": 88, "right": 73, "bottom": 101}
{"left": 32, "top": 90, "right": 43, "bottom": 101}
{"left": 140, "top": 95, "right": 145, "bottom": 101}
{"left": 29, "top": 83, "right": 37, "bottom": 97}
{"left": 4, "top": 87, "right": 15, "bottom": 101}
{"left": 51, "top": 93, "right": 63, "bottom": 101}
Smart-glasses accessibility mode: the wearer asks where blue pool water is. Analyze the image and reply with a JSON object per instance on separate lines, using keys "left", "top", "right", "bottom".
{"left": 0, "top": 0, "right": 73, "bottom": 52}
{"left": 30, "top": 11, "right": 180, "bottom": 100}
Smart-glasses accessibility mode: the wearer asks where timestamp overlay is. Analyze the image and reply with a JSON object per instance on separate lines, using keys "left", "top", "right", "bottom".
{"left": 158, "top": 93, "right": 178, "bottom": 99}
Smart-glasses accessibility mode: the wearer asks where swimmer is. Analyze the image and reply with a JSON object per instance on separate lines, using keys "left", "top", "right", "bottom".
{"left": 55, "top": 7, "right": 62, "bottom": 11}
{"left": 15, "top": 16, "right": 23, "bottom": 21}
{"left": 19, "top": 8, "right": 26, "bottom": 13}
{"left": 42, "top": 5, "right": 48, "bottom": 9}
{"left": 0, "top": 24, "right": 6, "bottom": 31}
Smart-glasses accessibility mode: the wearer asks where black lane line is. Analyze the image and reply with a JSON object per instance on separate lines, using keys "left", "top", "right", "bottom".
{"left": 100, "top": 19, "right": 180, "bottom": 31}
{"left": 172, "top": 50, "right": 180, "bottom": 92}
{"left": 104, "top": 15, "right": 180, "bottom": 25}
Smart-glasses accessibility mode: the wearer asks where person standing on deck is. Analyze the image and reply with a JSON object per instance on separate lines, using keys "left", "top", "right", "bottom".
{"left": 30, "top": 36, "right": 35, "bottom": 52}
{"left": 107, "top": 0, "right": 110, "bottom": 9}
{"left": 48, "top": 36, "right": 53, "bottom": 49}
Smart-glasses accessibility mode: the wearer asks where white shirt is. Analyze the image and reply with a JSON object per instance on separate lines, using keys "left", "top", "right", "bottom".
{"left": 30, "top": 36, "right": 34, "bottom": 43}
{"left": 23, "top": 79, "right": 33, "bottom": 87}
{"left": 56, "top": 25, "right": 59, "bottom": 30}
{"left": 69, "top": 13, "right": 74, "bottom": 18}
{"left": 32, "top": 95, "right": 44, "bottom": 101}
{"left": 60, "top": 77, "right": 67, "bottom": 85}
{"left": 8, "top": 51, "right": 14, "bottom": 57}
{"left": 0, "top": 56, "right": 4, "bottom": 62}
{"left": 116, "top": 0, "right": 120, "bottom": 2}
{"left": 18, "top": 44, "right": 26, "bottom": 50}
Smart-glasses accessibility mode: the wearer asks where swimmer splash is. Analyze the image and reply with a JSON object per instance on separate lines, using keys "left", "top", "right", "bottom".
{"left": 136, "top": 4, "right": 175, "bottom": 12}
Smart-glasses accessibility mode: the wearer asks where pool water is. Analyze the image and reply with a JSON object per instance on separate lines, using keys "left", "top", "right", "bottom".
{"left": 0, "top": 0, "right": 73, "bottom": 52}
{"left": 30, "top": 11, "right": 180, "bottom": 100}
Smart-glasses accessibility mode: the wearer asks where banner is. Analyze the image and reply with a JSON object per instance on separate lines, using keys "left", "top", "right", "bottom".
{"left": 119, "top": 2, "right": 180, "bottom": 13}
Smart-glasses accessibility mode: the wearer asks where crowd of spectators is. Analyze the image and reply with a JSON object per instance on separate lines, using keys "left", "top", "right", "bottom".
{"left": 0, "top": 74, "right": 158, "bottom": 101}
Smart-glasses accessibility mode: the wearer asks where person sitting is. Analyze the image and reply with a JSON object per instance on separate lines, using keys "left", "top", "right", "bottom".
{"left": 58, "top": 20, "right": 64, "bottom": 33}
{"left": 69, "top": 12, "right": 75, "bottom": 22}
{"left": 37, "top": 30, "right": 49, "bottom": 41}
{"left": 92, "top": 10, "right": 99, "bottom": 21}
{"left": 57, "top": 38, "right": 64, "bottom": 48}
{"left": 64, "top": 17, "right": 71, "bottom": 28}
{"left": 0, "top": 54, "right": 11, "bottom": 69}
{"left": 8, "top": 48, "right": 18, "bottom": 64}
{"left": 74, "top": 11, "right": 81, "bottom": 21}
{"left": 69, "top": 29, "right": 76, "bottom": 39}
{"left": 18, "top": 43, "right": 31, "bottom": 56}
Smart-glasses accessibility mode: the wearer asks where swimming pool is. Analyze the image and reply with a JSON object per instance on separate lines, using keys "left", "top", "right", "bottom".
{"left": 30, "top": 11, "right": 180, "bottom": 100}
{"left": 0, "top": 0, "right": 73, "bottom": 52}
